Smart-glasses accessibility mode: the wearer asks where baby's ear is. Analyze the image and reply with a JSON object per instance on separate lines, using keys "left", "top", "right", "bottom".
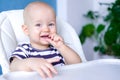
{"left": 22, "top": 24, "right": 29, "bottom": 35}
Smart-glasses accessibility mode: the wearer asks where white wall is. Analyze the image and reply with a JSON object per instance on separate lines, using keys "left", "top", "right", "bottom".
{"left": 67, "top": 0, "right": 95, "bottom": 34}
{"left": 57, "top": 0, "right": 68, "bottom": 21}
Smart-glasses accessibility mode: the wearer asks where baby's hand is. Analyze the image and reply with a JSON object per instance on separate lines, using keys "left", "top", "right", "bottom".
{"left": 26, "top": 58, "right": 60, "bottom": 79}
{"left": 47, "top": 34, "right": 64, "bottom": 48}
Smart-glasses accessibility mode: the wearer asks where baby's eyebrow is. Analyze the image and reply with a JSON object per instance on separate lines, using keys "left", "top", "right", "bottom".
{"left": 35, "top": 20, "right": 42, "bottom": 22}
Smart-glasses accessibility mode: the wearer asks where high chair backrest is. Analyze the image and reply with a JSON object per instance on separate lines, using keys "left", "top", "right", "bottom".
{"left": 0, "top": 10, "right": 86, "bottom": 74}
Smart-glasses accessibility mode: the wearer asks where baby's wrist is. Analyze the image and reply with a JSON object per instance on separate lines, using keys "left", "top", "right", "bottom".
{"left": 56, "top": 42, "right": 67, "bottom": 50}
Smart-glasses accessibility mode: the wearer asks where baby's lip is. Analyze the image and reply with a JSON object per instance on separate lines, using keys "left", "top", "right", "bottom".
{"left": 40, "top": 35, "right": 50, "bottom": 39}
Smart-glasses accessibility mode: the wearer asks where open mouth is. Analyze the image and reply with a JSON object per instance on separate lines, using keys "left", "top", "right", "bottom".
{"left": 40, "top": 35, "right": 50, "bottom": 39}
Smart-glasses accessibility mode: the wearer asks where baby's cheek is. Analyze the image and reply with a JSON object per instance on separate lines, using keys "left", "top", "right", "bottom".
{"left": 51, "top": 29, "right": 57, "bottom": 34}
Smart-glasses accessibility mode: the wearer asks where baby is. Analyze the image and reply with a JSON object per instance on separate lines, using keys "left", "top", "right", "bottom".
{"left": 9, "top": 1, "right": 81, "bottom": 79}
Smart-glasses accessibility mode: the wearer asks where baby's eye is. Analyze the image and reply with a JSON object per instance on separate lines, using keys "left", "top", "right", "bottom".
{"left": 35, "top": 24, "right": 41, "bottom": 27}
{"left": 48, "top": 23, "right": 55, "bottom": 27}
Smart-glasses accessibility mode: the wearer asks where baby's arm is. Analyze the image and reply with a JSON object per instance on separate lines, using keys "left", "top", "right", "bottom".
{"left": 10, "top": 57, "right": 59, "bottom": 78}
{"left": 57, "top": 44, "right": 82, "bottom": 64}
{"left": 47, "top": 34, "right": 82, "bottom": 64}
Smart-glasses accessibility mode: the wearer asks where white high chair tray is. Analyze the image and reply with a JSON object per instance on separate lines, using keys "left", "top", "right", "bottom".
{"left": 0, "top": 59, "right": 120, "bottom": 80}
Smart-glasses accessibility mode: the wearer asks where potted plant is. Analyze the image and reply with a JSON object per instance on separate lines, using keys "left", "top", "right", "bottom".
{"left": 79, "top": 0, "right": 120, "bottom": 58}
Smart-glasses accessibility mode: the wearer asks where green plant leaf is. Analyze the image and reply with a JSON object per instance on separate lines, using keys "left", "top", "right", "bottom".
{"left": 104, "top": 12, "right": 112, "bottom": 22}
{"left": 80, "top": 0, "right": 120, "bottom": 58}
{"left": 99, "top": 46, "right": 106, "bottom": 54}
{"left": 94, "top": 46, "right": 106, "bottom": 54}
{"left": 83, "top": 23, "right": 95, "bottom": 37}
{"left": 85, "top": 11, "right": 95, "bottom": 19}
{"left": 112, "top": 44, "right": 120, "bottom": 56}
{"left": 79, "top": 33, "right": 86, "bottom": 44}
{"left": 104, "top": 28, "right": 118, "bottom": 45}
{"left": 94, "top": 46, "right": 100, "bottom": 52}
{"left": 96, "top": 24, "right": 105, "bottom": 34}
{"left": 84, "top": 11, "right": 99, "bottom": 20}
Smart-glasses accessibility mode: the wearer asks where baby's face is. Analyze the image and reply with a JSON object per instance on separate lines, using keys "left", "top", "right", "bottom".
{"left": 24, "top": 5, "right": 56, "bottom": 49}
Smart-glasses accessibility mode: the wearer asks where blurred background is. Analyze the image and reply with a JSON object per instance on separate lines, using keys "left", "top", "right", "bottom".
{"left": 0, "top": 0, "right": 119, "bottom": 61}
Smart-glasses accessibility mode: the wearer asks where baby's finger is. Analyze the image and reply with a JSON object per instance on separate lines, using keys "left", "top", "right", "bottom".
{"left": 53, "top": 36, "right": 60, "bottom": 42}
{"left": 35, "top": 68, "right": 46, "bottom": 79}
{"left": 48, "top": 34, "right": 54, "bottom": 40}
{"left": 46, "top": 58, "right": 60, "bottom": 74}
{"left": 45, "top": 63, "right": 58, "bottom": 75}
{"left": 41, "top": 65, "right": 53, "bottom": 78}
{"left": 46, "top": 38, "right": 53, "bottom": 44}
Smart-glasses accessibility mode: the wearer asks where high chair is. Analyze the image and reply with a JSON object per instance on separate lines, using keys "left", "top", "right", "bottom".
{"left": 0, "top": 10, "right": 86, "bottom": 74}
{"left": 0, "top": 10, "right": 120, "bottom": 80}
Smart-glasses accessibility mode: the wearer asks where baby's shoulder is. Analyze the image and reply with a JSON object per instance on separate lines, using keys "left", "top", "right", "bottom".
{"left": 17, "top": 43, "right": 31, "bottom": 49}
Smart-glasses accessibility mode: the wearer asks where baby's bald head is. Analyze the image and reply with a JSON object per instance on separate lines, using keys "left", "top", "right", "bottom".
{"left": 23, "top": 2, "right": 56, "bottom": 25}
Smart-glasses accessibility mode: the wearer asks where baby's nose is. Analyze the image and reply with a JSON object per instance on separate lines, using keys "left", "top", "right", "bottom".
{"left": 43, "top": 25, "right": 50, "bottom": 31}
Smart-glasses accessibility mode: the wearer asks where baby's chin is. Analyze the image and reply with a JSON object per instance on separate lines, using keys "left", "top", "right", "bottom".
{"left": 40, "top": 39, "right": 50, "bottom": 45}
